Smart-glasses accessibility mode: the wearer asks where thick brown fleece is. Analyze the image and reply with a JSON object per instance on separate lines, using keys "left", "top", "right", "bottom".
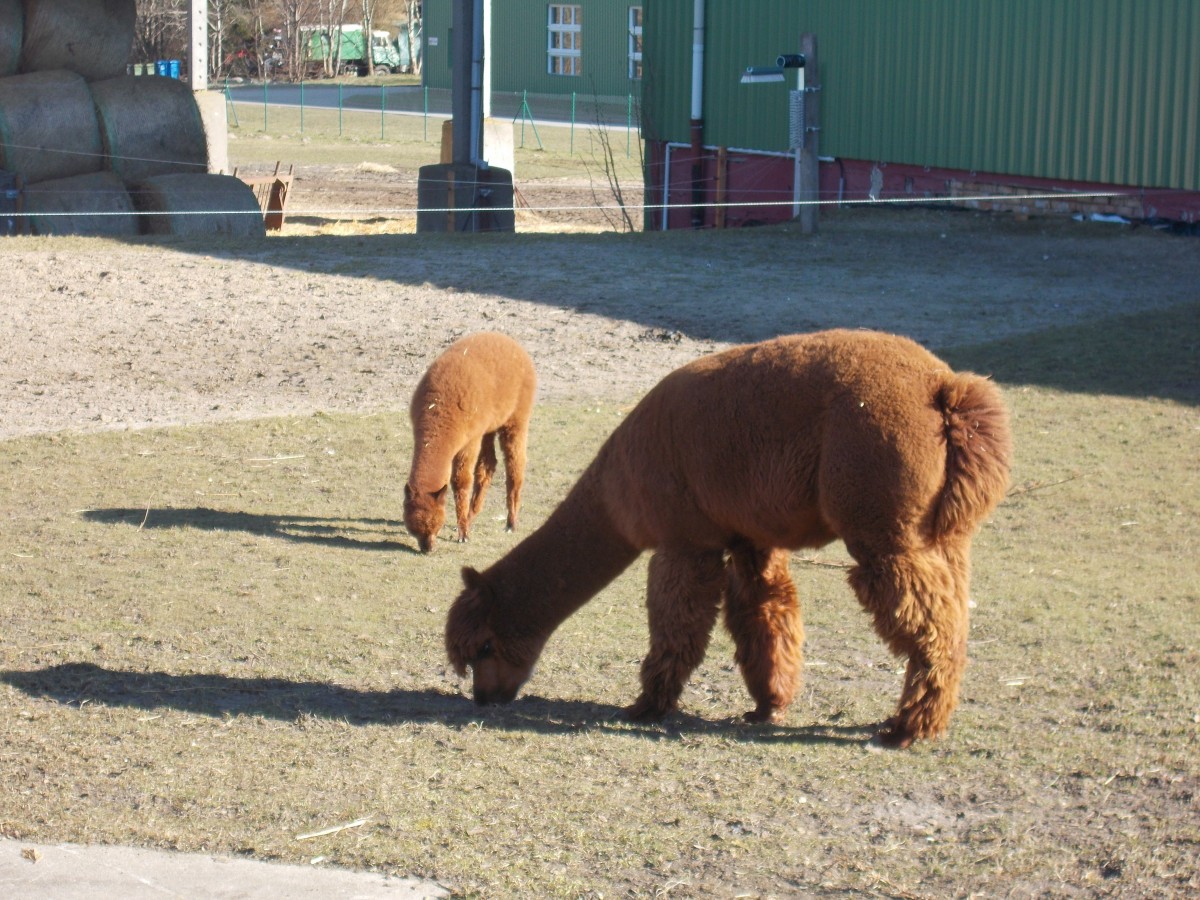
{"left": 404, "top": 332, "right": 536, "bottom": 551}
{"left": 446, "top": 329, "right": 1011, "bottom": 746}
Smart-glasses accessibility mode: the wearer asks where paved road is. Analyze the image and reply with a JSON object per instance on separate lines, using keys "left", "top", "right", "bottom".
{"left": 0, "top": 838, "right": 449, "bottom": 899}
{"left": 220, "top": 83, "right": 637, "bottom": 128}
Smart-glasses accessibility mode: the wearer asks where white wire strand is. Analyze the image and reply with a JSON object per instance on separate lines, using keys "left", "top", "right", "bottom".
{"left": 7, "top": 190, "right": 1135, "bottom": 218}
{"left": 1, "top": 141, "right": 209, "bottom": 169}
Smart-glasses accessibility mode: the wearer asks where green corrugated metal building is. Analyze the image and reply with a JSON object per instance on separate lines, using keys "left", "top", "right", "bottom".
{"left": 422, "top": 1, "right": 644, "bottom": 99}
{"left": 641, "top": 0, "right": 1200, "bottom": 228}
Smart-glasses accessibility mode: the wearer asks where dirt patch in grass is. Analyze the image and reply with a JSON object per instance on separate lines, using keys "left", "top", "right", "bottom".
{"left": 1, "top": 205, "right": 1198, "bottom": 896}
{"left": 3, "top": 206, "right": 1197, "bottom": 440}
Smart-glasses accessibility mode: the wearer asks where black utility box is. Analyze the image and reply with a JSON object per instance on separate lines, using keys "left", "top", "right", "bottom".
{"left": 416, "top": 163, "right": 514, "bottom": 234}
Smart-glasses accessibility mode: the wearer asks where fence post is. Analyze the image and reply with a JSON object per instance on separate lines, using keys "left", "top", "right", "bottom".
{"left": 224, "top": 76, "right": 239, "bottom": 127}
{"left": 423, "top": 85, "right": 429, "bottom": 141}
{"left": 513, "top": 91, "right": 542, "bottom": 150}
{"left": 797, "top": 32, "right": 820, "bottom": 235}
{"left": 715, "top": 146, "right": 728, "bottom": 229}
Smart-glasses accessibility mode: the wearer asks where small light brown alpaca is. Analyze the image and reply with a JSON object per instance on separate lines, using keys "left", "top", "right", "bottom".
{"left": 445, "top": 329, "right": 1012, "bottom": 747}
{"left": 404, "top": 332, "right": 536, "bottom": 553}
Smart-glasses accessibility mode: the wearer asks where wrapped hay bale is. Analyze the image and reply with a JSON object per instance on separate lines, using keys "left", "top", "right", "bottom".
{"left": 0, "top": 70, "right": 104, "bottom": 183}
{"left": 22, "top": 170, "right": 137, "bottom": 236}
{"left": 129, "top": 173, "right": 266, "bottom": 238}
{"left": 0, "top": 0, "right": 21, "bottom": 77}
{"left": 19, "top": 0, "right": 135, "bottom": 81}
{"left": 92, "top": 75, "right": 207, "bottom": 182}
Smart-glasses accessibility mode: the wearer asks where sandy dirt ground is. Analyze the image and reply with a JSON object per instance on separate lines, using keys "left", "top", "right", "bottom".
{"left": 2, "top": 186, "right": 1197, "bottom": 443}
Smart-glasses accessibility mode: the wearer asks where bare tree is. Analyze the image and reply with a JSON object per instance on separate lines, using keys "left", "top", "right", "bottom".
{"left": 276, "top": 0, "right": 320, "bottom": 79}
{"left": 134, "top": 0, "right": 187, "bottom": 67}
{"left": 208, "top": 0, "right": 264, "bottom": 81}
{"left": 402, "top": 0, "right": 421, "bottom": 75}
{"left": 321, "top": 0, "right": 351, "bottom": 76}
{"left": 134, "top": 0, "right": 403, "bottom": 82}
{"left": 208, "top": 0, "right": 226, "bottom": 79}
{"left": 239, "top": 0, "right": 271, "bottom": 78}
{"left": 584, "top": 88, "right": 640, "bottom": 233}
{"left": 360, "top": 0, "right": 378, "bottom": 75}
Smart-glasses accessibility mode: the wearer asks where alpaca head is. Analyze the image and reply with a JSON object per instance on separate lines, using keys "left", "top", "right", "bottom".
{"left": 404, "top": 483, "right": 449, "bottom": 553}
{"left": 445, "top": 567, "right": 543, "bottom": 705}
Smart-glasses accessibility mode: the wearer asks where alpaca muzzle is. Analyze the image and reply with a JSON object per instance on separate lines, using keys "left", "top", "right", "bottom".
{"left": 467, "top": 651, "right": 529, "bottom": 705}
{"left": 471, "top": 681, "right": 519, "bottom": 705}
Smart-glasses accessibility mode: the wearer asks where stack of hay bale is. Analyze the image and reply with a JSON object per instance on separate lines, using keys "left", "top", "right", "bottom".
{"left": 0, "top": 0, "right": 263, "bottom": 237}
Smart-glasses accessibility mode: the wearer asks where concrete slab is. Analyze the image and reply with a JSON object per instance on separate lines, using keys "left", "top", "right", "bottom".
{"left": 0, "top": 839, "right": 449, "bottom": 899}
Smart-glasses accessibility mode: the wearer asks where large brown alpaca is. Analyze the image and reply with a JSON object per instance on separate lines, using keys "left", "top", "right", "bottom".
{"left": 404, "top": 332, "right": 536, "bottom": 552}
{"left": 445, "top": 329, "right": 1011, "bottom": 747}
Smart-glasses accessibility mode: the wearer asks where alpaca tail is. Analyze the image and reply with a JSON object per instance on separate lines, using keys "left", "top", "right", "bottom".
{"left": 931, "top": 372, "right": 1012, "bottom": 537}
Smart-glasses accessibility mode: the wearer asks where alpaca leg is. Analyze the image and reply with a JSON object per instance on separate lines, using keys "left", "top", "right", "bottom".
{"left": 451, "top": 443, "right": 482, "bottom": 542}
{"left": 847, "top": 541, "right": 971, "bottom": 747}
{"left": 723, "top": 545, "right": 804, "bottom": 724}
{"left": 498, "top": 421, "right": 528, "bottom": 532}
{"left": 470, "top": 433, "right": 498, "bottom": 521}
{"left": 627, "top": 548, "right": 725, "bottom": 722}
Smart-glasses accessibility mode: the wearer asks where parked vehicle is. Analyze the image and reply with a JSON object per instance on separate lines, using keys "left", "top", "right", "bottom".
{"left": 302, "top": 25, "right": 403, "bottom": 77}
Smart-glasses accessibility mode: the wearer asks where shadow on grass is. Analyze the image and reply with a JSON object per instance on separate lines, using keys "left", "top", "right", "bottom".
{"left": 81, "top": 506, "right": 417, "bottom": 553}
{"left": 943, "top": 301, "right": 1200, "bottom": 405}
{"left": 0, "top": 662, "right": 872, "bottom": 747}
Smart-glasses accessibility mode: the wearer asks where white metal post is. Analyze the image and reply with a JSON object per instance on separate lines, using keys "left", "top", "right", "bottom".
{"left": 481, "top": 0, "right": 492, "bottom": 121}
{"left": 189, "top": 0, "right": 208, "bottom": 90}
{"left": 792, "top": 64, "right": 803, "bottom": 218}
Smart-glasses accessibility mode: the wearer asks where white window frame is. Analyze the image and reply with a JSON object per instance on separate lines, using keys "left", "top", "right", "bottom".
{"left": 628, "top": 7, "right": 643, "bottom": 80}
{"left": 548, "top": 4, "right": 582, "bottom": 77}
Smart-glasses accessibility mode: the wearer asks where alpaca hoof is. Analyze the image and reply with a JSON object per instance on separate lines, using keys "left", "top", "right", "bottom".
{"left": 625, "top": 697, "right": 672, "bottom": 723}
{"left": 870, "top": 719, "right": 915, "bottom": 750}
{"left": 456, "top": 535, "right": 469, "bottom": 544}
{"left": 743, "top": 706, "right": 785, "bottom": 725}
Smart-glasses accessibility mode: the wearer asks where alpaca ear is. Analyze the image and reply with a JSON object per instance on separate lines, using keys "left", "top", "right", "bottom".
{"left": 403, "top": 483, "right": 413, "bottom": 501}
{"left": 432, "top": 485, "right": 449, "bottom": 503}
{"left": 446, "top": 571, "right": 491, "bottom": 675}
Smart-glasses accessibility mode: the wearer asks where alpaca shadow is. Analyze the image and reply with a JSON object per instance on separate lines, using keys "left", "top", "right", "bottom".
{"left": 82, "top": 506, "right": 417, "bottom": 553}
{"left": 1, "top": 662, "right": 456, "bottom": 725}
{"left": 1, "top": 663, "right": 872, "bottom": 746}
{"left": 516, "top": 695, "right": 876, "bottom": 747}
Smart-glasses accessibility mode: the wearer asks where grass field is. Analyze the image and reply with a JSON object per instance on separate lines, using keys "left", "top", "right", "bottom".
{"left": 2, "top": 332, "right": 1198, "bottom": 895}
{"left": 225, "top": 94, "right": 644, "bottom": 186}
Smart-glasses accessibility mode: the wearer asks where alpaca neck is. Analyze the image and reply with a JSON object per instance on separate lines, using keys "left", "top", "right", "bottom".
{"left": 408, "top": 416, "right": 458, "bottom": 491}
{"left": 487, "top": 471, "right": 639, "bottom": 639}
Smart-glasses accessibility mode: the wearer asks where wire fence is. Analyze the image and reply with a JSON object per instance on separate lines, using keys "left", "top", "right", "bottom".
{"left": 221, "top": 82, "right": 641, "bottom": 156}
{"left": 216, "top": 82, "right": 1166, "bottom": 233}
{"left": 3, "top": 81, "right": 1175, "bottom": 237}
